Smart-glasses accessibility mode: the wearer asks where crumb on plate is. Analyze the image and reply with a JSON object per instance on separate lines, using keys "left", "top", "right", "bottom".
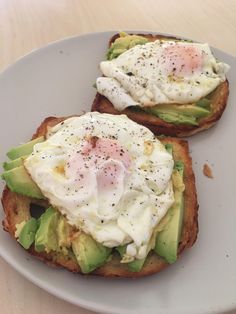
{"left": 203, "top": 163, "right": 213, "bottom": 178}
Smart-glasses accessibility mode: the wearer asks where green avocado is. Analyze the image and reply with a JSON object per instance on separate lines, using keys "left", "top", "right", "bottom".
{"left": 3, "top": 155, "right": 27, "bottom": 171}
{"left": 156, "top": 104, "right": 210, "bottom": 117}
{"left": 165, "top": 143, "right": 173, "bottom": 155}
{"left": 116, "top": 245, "right": 126, "bottom": 256}
{"left": 1, "top": 165, "right": 44, "bottom": 199}
{"left": 72, "top": 233, "right": 111, "bottom": 274}
{"left": 116, "top": 245, "right": 146, "bottom": 272}
{"left": 196, "top": 98, "right": 211, "bottom": 109}
{"left": 107, "top": 33, "right": 148, "bottom": 60}
{"left": 34, "top": 207, "right": 60, "bottom": 253}
{"left": 128, "top": 258, "right": 146, "bottom": 272}
{"left": 145, "top": 103, "right": 210, "bottom": 126}
{"left": 157, "top": 112, "right": 198, "bottom": 125}
{"left": 7, "top": 136, "right": 44, "bottom": 160}
{"left": 18, "top": 218, "right": 38, "bottom": 249}
{"left": 154, "top": 161, "right": 184, "bottom": 263}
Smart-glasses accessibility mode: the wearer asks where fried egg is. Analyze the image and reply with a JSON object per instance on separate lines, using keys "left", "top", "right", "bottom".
{"left": 24, "top": 113, "right": 174, "bottom": 260}
{"left": 96, "top": 40, "right": 230, "bottom": 111}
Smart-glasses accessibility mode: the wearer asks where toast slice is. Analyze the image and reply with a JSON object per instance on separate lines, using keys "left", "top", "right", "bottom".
{"left": 1, "top": 116, "right": 198, "bottom": 277}
{"left": 92, "top": 33, "right": 229, "bottom": 137}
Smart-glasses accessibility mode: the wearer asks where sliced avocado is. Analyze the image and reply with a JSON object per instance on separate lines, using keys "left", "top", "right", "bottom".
{"left": 145, "top": 103, "right": 210, "bottom": 126}
{"left": 165, "top": 143, "right": 173, "bottom": 155}
{"left": 157, "top": 111, "right": 198, "bottom": 126}
{"left": 72, "top": 233, "right": 111, "bottom": 274}
{"left": 154, "top": 161, "right": 184, "bottom": 264}
{"left": 116, "top": 245, "right": 146, "bottom": 272}
{"left": 34, "top": 207, "right": 59, "bottom": 253}
{"left": 116, "top": 245, "right": 126, "bottom": 256}
{"left": 18, "top": 218, "right": 38, "bottom": 249}
{"left": 1, "top": 166, "right": 44, "bottom": 199}
{"left": 7, "top": 136, "right": 44, "bottom": 160}
{"left": 128, "top": 258, "right": 146, "bottom": 272}
{"left": 3, "top": 155, "right": 27, "bottom": 171}
{"left": 147, "top": 104, "right": 210, "bottom": 118}
{"left": 196, "top": 98, "right": 211, "bottom": 109}
{"left": 107, "top": 33, "right": 148, "bottom": 60}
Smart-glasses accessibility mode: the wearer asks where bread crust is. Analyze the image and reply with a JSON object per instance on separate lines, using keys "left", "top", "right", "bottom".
{"left": 1, "top": 116, "right": 198, "bottom": 277}
{"left": 92, "top": 33, "right": 229, "bottom": 137}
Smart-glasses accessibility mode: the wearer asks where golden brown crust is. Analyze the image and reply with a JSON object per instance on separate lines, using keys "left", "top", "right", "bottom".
{"left": 92, "top": 33, "right": 229, "bottom": 137}
{"left": 1, "top": 116, "right": 198, "bottom": 277}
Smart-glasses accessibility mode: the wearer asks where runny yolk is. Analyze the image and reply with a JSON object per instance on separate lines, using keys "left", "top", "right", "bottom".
{"left": 66, "top": 137, "right": 132, "bottom": 190}
{"left": 162, "top": 43, "right": 203, "bottom": 76}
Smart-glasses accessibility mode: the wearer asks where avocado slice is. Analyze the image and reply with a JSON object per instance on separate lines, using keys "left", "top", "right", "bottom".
{"left": 18, "top": 218, "right": 38, "bottom": 249}
{"left": 128, "top": 258, "right": 146, "bottom": 272}
{"left": 154, "top": 161, "right": 184, "bottom": 263}
{"left": 34, "top": 207, "right": 60, "bottom": 253}
{"left": 72, "top": 233, "right": 111, "bottom": 274}
{"left": 157, "top": 111, "right": 198, "bottom": 126}
{"left": 3, "top": 155, "right": 27, "bottom": 171}
{"left": 165, "top": 143, "right": 173, "bottom": 155}
{"left": 196, "top": 98, "right": 211, "bottom": 109}
{"left": 7, "top": 136, "right": 44, "bottom": 160}
{"left": 116, "top": 245, "right": 146, "bottom": 272}
{"left": 145, "top": 103, "right": 210, "bottom": 126}
{"left": 151, "top": 104, "right": 210, "bottom": 118}
{"left": 116, "top": 245, "right": 126, "bottom": 256}
{"left": 107, "top": 33, "right": 148, "bottom": 60}
{"left": 1, "top": 166, "right": 44, "bottom": 199}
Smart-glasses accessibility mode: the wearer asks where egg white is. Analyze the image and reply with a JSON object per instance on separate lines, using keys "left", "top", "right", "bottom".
{"left": 24, "top": 113, "right": 174, "bottom": 260}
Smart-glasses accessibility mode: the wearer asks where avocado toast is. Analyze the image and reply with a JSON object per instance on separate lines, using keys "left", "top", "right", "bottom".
{"left": 92, "top": 32, "right": 229, "bottom": 137}
{"left": 1, "top": 114, "right": 198, "bottom": 277}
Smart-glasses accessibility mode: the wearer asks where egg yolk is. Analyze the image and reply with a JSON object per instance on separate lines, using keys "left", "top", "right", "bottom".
{"left": 162, "top": 43, "right": 203, "bottom": 76}
{"left": 66, "top": 137, "right": 132, "bottom": 191}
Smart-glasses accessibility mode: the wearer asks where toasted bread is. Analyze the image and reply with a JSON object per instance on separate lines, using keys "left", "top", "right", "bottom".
{"left": 92, "top": 33, "right": 229, "bottom": 137}
{"left": 1, "top": 116, "right": 198, "bottom": 277}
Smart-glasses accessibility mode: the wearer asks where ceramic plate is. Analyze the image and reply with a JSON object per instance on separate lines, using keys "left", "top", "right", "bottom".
{"left": 0, "top": 31, "right": 235, "bottom": 314}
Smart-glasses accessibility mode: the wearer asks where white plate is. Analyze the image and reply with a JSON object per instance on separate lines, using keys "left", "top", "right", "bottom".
{"left": 0, "top": 31, "right": 235, "bottom": 314}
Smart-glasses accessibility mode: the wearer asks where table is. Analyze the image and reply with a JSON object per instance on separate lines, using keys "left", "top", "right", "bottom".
{"left": 1, "top": 1, "right": 236, "bottom": 313}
